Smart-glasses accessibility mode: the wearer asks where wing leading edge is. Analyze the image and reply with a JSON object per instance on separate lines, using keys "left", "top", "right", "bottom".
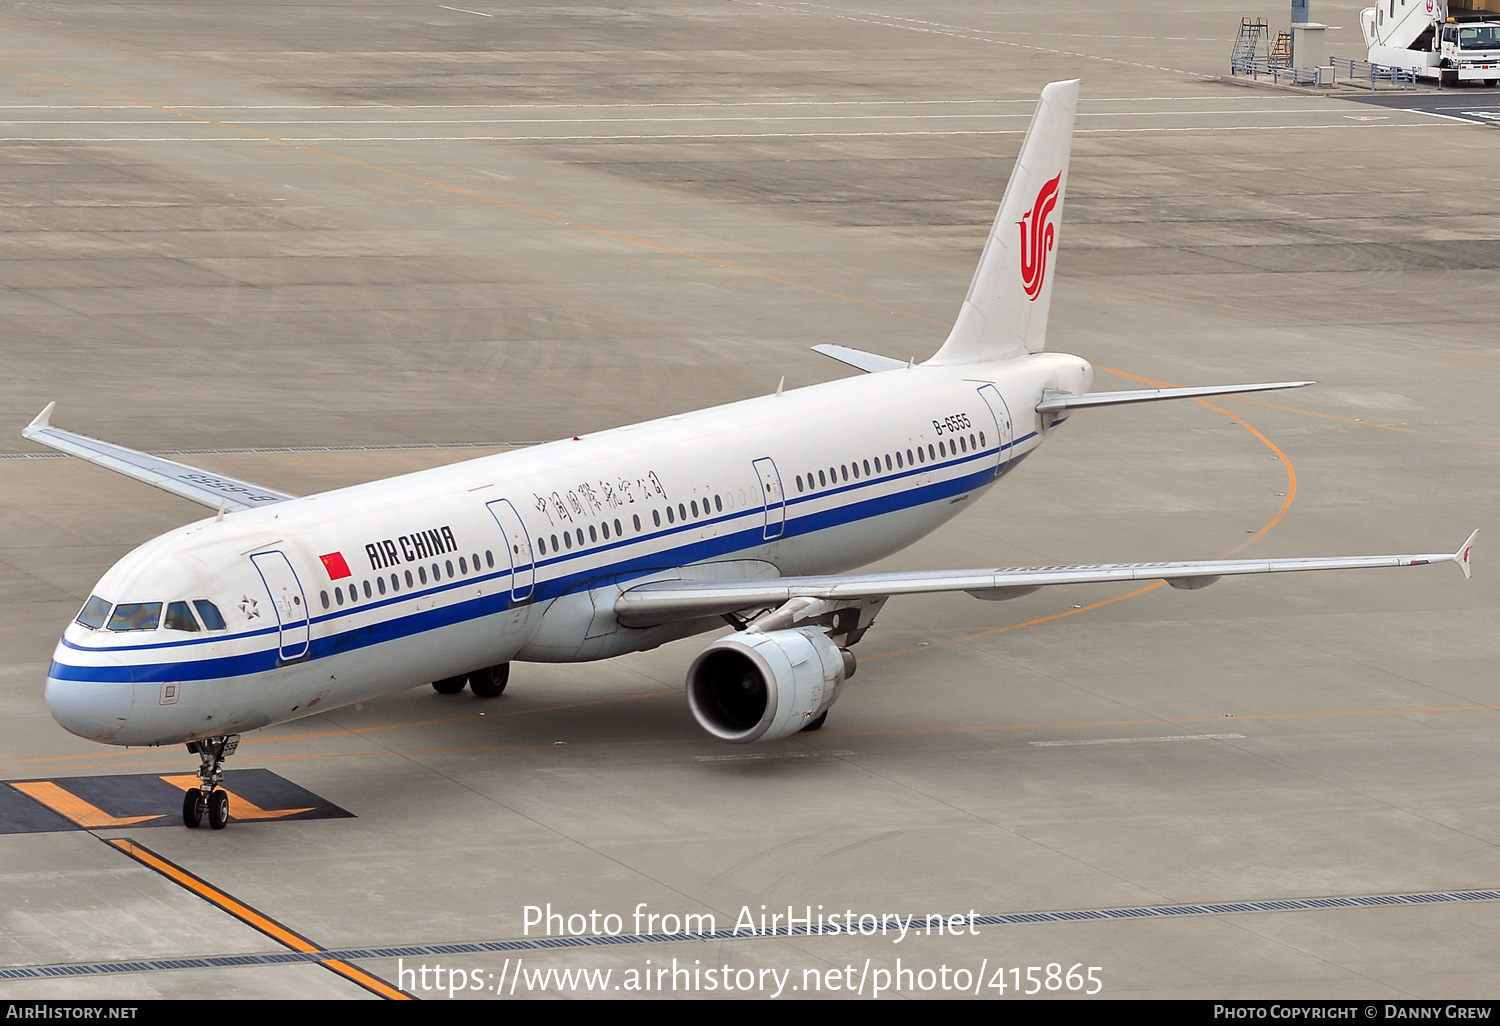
{"left": 615, "top": 532, "right": 1476, "bottom": 627}
{"left": 23, "top": 403, "right": 295, "bottom": 512}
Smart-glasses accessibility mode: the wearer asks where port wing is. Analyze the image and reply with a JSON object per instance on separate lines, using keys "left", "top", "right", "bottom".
{"left": 23, "top": 403, "right": 295, "bottom": 512}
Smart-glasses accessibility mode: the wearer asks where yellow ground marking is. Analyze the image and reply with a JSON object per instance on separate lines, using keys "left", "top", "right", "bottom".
{"left": 107, "top": 838, "right": 410, "bottom": 999}
{"left": 159, "top": 775, "right": 314, "bottom": 820}
{"left": 11, "top": 780, "right": 163, "bottom": 828}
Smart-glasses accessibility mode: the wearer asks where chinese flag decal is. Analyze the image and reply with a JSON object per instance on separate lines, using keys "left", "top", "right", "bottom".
{"left": 320, "top": 552, "right": 352, "bottom": 580}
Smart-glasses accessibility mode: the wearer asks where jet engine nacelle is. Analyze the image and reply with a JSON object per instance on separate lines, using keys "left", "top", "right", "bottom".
{"left": 686, "top": 627, "right": 854, "bottom": 743}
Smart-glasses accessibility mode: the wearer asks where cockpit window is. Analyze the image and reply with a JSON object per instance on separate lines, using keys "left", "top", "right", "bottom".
{"left": 165, "top": 601, "right": 201, "bottom": 632}
{"left": 193, "top": 599, "right": 227, "bottom": 631}
{"left": 107, "top": 602, "right": 162, "bottom": 631}
{"left": 76, "top": 595, "right": 112, "bottom": 630}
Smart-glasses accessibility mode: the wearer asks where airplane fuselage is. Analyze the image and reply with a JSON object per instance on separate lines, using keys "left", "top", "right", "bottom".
{"left": 44, "top": 352, "right": 1095, "bottom": 747}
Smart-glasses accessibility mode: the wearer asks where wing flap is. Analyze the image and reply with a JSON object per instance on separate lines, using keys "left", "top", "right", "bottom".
{"left": 615, "top": 536, "right": 1475, "bottom": 626}
{"left": 23, "top": 403, "right": 295, "bottom": 512}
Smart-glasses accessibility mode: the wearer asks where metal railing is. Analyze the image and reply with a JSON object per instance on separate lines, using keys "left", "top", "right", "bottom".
{"left": 1330, "top": 57, "right": 1418, "bottom": 89}
{"left": 1230, "top": 55, "right": 1338, "bottom": 87}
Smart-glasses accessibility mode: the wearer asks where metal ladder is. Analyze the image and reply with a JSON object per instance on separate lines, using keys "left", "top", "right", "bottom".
{"left": 1231, "top": 17, "right": 1269, "bottom": 72}
{"left": 1270, "top": 30, "right": 1292, "bottom": 69}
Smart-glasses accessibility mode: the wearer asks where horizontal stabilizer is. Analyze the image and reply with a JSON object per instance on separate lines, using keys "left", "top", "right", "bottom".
{"left": 615, "top": 533, "right": 1474, "bottom": 626}
{"left": 1036, "top": 380, "right": 1313, "bottom": 413}
{"left": 811, "top": 344, "right": 906, "bottom": 374}
{"left": 22, "top": 405, "right": 296, "bottom": 512}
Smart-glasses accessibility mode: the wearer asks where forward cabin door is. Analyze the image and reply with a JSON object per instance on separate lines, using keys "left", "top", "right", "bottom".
{"left": 486, "top": 498, "right": 536, "bottom": 603}
{"left": 249, "top": 550, "right": 311, "bottom": 662}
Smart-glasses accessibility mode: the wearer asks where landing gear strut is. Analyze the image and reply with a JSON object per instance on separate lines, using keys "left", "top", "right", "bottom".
{"left": 182, "top": 734, "right": 239, "bottom": 830}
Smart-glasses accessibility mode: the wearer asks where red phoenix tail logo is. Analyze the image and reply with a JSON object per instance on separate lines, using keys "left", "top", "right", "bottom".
{"left": 1017, "top": 173, "right": 1062, "bottom": 301}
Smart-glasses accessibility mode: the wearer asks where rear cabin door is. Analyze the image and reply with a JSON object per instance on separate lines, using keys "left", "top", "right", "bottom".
{"left": 976, "top": 383, "right": 1014, "bottom": 478}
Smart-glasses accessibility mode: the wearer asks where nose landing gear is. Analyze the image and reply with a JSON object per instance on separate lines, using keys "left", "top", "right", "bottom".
{"left": 182, "top": 734, "right": 239, "bottom": 830}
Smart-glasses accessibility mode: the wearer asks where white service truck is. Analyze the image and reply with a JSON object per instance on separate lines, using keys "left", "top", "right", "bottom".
{"left": 1362, "top": 1, "right": 1500, "bottom": 84}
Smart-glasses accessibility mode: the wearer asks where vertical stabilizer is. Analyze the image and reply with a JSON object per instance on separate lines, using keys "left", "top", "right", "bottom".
{"left": 926, "top": 80, "right": 1078, "bottom": 366}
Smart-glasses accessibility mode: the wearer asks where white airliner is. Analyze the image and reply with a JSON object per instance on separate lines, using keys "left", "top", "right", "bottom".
{"left": 29, "top": 80, "right": 1473, "bottom": 830}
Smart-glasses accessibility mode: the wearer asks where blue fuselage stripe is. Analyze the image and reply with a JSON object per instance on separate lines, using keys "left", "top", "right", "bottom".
{"left": 51, "top": 442, "right": 1030, "bottom": 685}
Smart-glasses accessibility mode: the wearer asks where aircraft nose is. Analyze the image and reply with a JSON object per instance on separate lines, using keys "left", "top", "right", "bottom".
{"left": 45, "top": 651, "right": 135, "bottom": 742}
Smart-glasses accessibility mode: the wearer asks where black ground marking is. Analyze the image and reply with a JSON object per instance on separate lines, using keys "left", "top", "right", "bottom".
{"left": 1344, "top": 86, "right": 1500, "bottom": 123}
{"left": 0, "top": 782, "right": 80, "bottom": 834}
{"left": 1, "top": 769, "right": 353, "bottom": 833}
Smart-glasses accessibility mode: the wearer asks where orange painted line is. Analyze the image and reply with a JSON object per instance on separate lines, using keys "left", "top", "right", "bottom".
{"left": 1097, "top": 364, "right": 1498, "bottom": 447}
{"left": 321, "top": 959, "right": 410, "bottom": 1000}
{"left": 248, "top": 689, "right": 677, "bottom": 744}
{"left": 3, "top": 690, "right": 677, "bottom": 765}
{"left": 866, "top": 367, "right": 1299, "bottom": 661}
{"left": 106, "top": 838, "right": 410, "bottom": 999}
{"left": 0, "top": 70, "right": 1307, "bottom": 679}
{"left": 108, "top": 838, "right": 321, "bottom": 951}
{"left": 1230, "top": 396, "right": 1500, "bottom": 448}
{"left": 25, "top": 701, "right": 1499, "bottom": 772}
{"left": 1193, "top": 398, "right": 1296, "bottom": 552}
{"left": 863, "top": 583, "right": 1162, "bottom": 662}
{"left": 12, "top": 780, "right": 162, "bottom": 828}
{"left": 158, "top": 775, "right": 313, "bottom": 820}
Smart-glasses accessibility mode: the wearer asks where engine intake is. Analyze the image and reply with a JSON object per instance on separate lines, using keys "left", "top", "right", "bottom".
{"left": 686, "top": 627, "right": 854, "bottom": 743}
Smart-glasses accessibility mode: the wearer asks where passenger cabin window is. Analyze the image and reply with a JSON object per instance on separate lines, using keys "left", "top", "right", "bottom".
{"left": 76, "top": 595, "right": 111, "bottom": 630}
{"left": 108, "top": 602, "right": 161, "bottom": 631}
{"left": 165, "top": 601, "right": 200, "bottom": 631}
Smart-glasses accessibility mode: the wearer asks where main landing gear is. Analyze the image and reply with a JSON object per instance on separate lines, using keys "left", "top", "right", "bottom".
{"left": 182, "top": 734, "right": 239, "bottom": 830}
{"left": 431, "top": 663, "right": 509, "bottom": 698}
